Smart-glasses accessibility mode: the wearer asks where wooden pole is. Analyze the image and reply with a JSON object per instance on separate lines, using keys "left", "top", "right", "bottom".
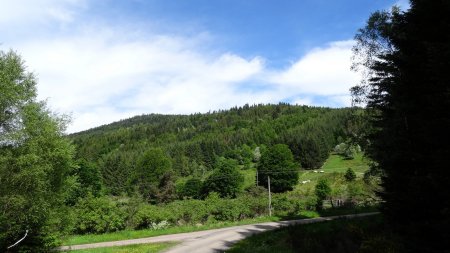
{"left": 268, "top": 176, "right": 272, "bottom": 216}
{"left": 256, "top": 170, "right": 259, "bottom": 186}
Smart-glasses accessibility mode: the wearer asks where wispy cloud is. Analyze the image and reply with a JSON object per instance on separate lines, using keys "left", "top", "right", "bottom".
{"left": 0, "top": 0, "right": 86, "bottom": 25}
{"left": 2, "top": 1, "right": 359, "bottom": 133}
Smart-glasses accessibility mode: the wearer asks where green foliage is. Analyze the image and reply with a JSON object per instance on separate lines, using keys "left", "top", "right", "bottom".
{"left": 0, "top": 50, "right": 75, "bottom": 251}
{"left": 134, "top": 148, "right": 173, "bottom": 202}
{"left": 180, "top": 178, "right": 203, "bottom": 199}
{"left": 315, "top": 179, "right": 331, "bottom": 210}
{"left": 344, "top": 168, "right": 356, "bottom": 181}
{"left": 66, "top": 159, "right": 103, "bottom": 205}
{"left": 334, "top": 142, "right": 360, "bottom": 160}
{"left": 131, "top": 204, "right": 174, "bottom": 230}
{"left": 353, "top": 1, "right": 450, "bottom": 250}
{"left": 202, "top": 158, "right": 244, "bottom": 198}
{"left": 69, "top": 242, "right": 177, "bottom": 253}
{"left": 298, "top": 135, "right": 329, "bottom": 169}
{"left": 70, "top": 104, "right": 358, "bottom": 196}
{"left": 73, "top": 195, "right": 126, "bottom": 234}
{"left": 258, "top": 144, "right": 298, "bottom": 193}
{"left": 100, "top": 151, "right": 133, "bottom": 196}
{"left": 228, "top": 215, "right": 404, "bottom": 253}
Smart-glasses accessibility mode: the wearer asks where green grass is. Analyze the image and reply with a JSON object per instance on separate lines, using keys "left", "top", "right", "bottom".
{"left": 298, "top": 153, "right": 369, "bottom": 182}
{"left": 64, "top": 153, "right": 373, "bottom": 248}
{"left": 321, "top": 153, "right": 368, "bottom": 174}
{"left": 67, "top": 242, "right": 177, "bottom": 252}
{"left": 227, "top": 214, "right": 402, "bottom": 253}
{"left": 241, "top": 167, "right": 257, "bottom": 189}
{"left": 63, "top": 205, "right": 379, "bottom": 247}
{"left": 62, "top": 216, "right": 280, "bottom": 246}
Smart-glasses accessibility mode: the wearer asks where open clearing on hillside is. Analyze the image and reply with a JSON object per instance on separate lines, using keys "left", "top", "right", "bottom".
{"left": 298, "top": 153, "right": 369, "bottom": 182}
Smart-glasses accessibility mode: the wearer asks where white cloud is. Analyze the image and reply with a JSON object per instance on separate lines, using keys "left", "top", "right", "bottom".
{"left": 2, "top": 1, "right": 359, "bottom": 133}
{"left": 0, "top": 0, "right": 85, "bottom": 25}
{"left": 270, "top": 40, "right": 359, "bottom": 96}
{"left": 14, "top": 34, "right": 358, "bottom": 133}
{"left": 14, "top": 29, "right": 267, "bottom": 132}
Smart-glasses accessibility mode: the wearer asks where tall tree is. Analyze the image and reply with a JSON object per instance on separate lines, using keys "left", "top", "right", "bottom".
{"left": 257, "top": 144, "right": 298, "bottom": 193}
{"left": 202, "top": 158, "right": 243, "bottom": 198}
{"left": 352, "top": 1, "right": 450, "bottom": 250}
{"left": 134, "top": 148, "right": 172, "bottom": 202}
{"left": 0, "top": 50, "right": 75, "bottom": 251}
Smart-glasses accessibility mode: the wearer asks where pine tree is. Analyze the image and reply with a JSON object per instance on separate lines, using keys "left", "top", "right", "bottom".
{"left": 352, "top": 1, "right": 450, "bottom": 250}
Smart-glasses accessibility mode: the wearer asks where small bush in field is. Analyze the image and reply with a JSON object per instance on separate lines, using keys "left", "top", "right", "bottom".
{"left": 345, "top": 168, "right": 357, "bottom": 181}
{"left": 315, "top": 179, "right": 331, "bottom": 210}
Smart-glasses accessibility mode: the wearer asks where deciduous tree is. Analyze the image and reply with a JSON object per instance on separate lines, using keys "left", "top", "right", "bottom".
{"left": 0, "top": 50, "right": 75, "bottom": 251}
{"left": 257, "top": 144, "right": 298, "bottom": 193}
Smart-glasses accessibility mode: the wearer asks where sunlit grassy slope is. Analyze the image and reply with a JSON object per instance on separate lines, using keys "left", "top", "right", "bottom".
{"left": 298, "top": 153, "right": 369, "bottom": 182}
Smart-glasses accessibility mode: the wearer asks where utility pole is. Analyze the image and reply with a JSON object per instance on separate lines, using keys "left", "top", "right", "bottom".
{"left": 256, "top": 170, "right": 259, "bottom": 186}
{"left": 268, "top": 176, "right": 272, "bottom": 216}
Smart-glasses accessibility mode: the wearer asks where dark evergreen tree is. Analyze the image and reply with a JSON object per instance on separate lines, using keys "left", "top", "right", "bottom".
{"left": 352, "top": 1, "right": 450, "bottom": 250}
{"left": 344, "top": 168, "right": 356, "bottom": 182}
{"left": 100, "top": 151, "right": 131, "bottom": 195}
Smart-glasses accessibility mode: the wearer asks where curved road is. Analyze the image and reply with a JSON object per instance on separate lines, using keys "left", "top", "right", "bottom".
{"left": 60, "top": 212, "right": 378, "bottom": 252}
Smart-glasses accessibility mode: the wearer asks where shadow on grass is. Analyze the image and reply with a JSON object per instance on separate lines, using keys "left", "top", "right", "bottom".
{"left": 227, "top": 213, "right": 406, "bottom": 253}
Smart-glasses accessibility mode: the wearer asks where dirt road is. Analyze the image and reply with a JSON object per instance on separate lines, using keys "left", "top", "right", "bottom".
{"left": 60, "top": 212, "right": 378, "bottom": 252}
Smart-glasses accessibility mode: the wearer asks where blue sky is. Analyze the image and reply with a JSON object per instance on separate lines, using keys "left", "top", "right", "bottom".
{"left": 0, "top": 0, "right": 409, "bottom": 132}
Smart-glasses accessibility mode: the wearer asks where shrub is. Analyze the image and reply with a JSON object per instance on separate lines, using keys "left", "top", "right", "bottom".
{"left": 181, "top": 178, "right": 203, "bottom": 199}
{"left": 167, "top": 199, "right": 209, "bottom": 224}
{"left": 73, "top": 195, "right": 126, "bottom": 234}
{"left": 315, "top": 179, "right": 331, "bottom": 210}
{"left": 132, "top": 204, "right": 173, "bottom": 229}
{"left": 345, "top": 168, "right": 357, "bottom": 181}
{"left": 202, "top": 158, "right": 244, "bottom": 198}
{"left": 272, "top": 194, "right": 300, "bottom": 216}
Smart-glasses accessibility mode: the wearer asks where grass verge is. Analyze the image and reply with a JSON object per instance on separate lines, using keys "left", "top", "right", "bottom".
{"left": 62, "top": 216, "right": 280, "bottom": 246}
{"left": 66, "top": 242, "right": 177, "bottom": 252}
{"left": 62, "top": 205, "right": 378, "bottom": 247}
{"left": 227, "top": 214, "right": 403, "bottom": 253}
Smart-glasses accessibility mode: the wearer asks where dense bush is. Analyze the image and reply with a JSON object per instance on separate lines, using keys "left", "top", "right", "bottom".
{"left": 131, "top": 204, "right": 174, "bottom": 229}
{"left": 202, "top": 158, "right": 244, "bottom": 198}
{"left": 271, "top": 194, "right": 301, "bottom": 216}
{"left": 73, "top": 195, "right": 126, "bottom": 234}
{"left": 180, "top": 178, "right": 203, "bottom": 199}
{"left": 68, "top": 171, "right": 378, "bottom": 236}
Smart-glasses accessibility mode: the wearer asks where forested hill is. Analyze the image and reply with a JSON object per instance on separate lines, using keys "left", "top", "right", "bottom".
{"left": 69, "top": 103, "right": 356, "bottom": 194}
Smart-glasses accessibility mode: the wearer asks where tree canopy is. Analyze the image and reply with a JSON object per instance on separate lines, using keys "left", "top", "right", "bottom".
{"left": 202, "top": 158, "right": 244, "bottom": 198}
{"left": 352, "top": 1, "right": 450, "bottom": 250}
{"left": 0, "top": 50, "right": 75, "bottom": 251}
{"left": 257, "top": 144, "right": 298, "bottom": 193}
{"left": 70, "top": 104, "right": 356, "bottom": 197}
